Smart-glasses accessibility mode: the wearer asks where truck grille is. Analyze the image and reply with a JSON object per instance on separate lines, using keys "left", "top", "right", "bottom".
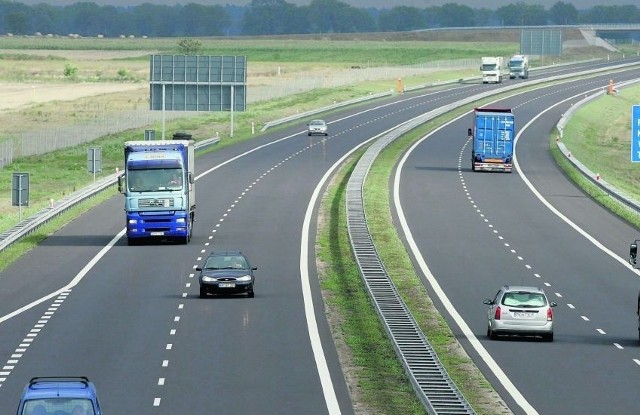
{"left": 139, "top": 198, "right": 174, "bottom": 208}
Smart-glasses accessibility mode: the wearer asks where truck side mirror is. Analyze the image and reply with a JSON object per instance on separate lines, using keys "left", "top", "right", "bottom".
{"left": 117, "top": 174, "right": 125, "bottom": 194}
{"left": 631, "top": 242, "right": 638, "bottom": 265}
{"left": 188, "top": 172, "right": 194, "bottom": 185}
{"left": 467, "top": 128, "right": 473, "bottom": 137}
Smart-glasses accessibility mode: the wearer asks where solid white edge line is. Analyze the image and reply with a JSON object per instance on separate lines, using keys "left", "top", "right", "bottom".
{"left": 301, "top": 131, "right": 384, "bottom": 414}
{"left": 0, "top": 229, "right": 126, "bottom": 324}
{"left": 395, "top": 83, "right": 640, "bottom": 414}
{"left": 394, "top": 110, "right": 540, "bottom": 414}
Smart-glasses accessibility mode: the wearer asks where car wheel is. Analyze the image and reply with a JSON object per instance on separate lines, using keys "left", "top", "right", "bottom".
{"left": 247, "top": 290, "right": 254, "bottom": 298}
{"left": 199, "top": 286, "right": 207, "bottom": 298}
{"left": 543, "top": 333, "right": 554, "bottom": 342}
{"left": 487, "top": 326, "right": 497, "bottom": 340}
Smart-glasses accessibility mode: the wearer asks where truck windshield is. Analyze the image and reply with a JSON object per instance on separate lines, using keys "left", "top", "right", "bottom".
{"left": 22, "top": 398, "right": 95, "bottom": 415}
{"left": 510, "top": 60, "right": 523, "bottom": 68}
{"left": 128, "top": 168, "right": 183, "bottom": 192}
{"left": 481, "top": 64, "right": 497, "bottom": 71}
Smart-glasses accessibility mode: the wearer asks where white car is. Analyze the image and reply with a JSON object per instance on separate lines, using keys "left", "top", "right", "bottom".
{"left": 307, "top": 119, "right": 328, "bottom": 136}
{"left": 483, "top": 285, "right": 556, "bottom": 341}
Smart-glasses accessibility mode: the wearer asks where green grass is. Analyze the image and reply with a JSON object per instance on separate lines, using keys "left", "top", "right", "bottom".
{"left": 551, "top": 83, "right": 640, "bottom": 228}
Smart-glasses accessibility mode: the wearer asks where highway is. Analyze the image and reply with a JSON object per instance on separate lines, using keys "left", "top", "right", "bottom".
{"left": 0, "top": 59, "right": 638, "bottom": 414}
{"left": 395, "top": 68, "right": 640, "bottom": 414}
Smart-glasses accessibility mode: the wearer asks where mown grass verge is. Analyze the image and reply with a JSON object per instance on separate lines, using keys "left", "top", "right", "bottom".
{"left": 552, "top": 83, "right": 640, "bottom": 229}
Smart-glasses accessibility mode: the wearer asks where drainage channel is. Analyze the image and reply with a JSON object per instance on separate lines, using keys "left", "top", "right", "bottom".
{"left": 345, "top": 129, "right": 475, "bottom": 414}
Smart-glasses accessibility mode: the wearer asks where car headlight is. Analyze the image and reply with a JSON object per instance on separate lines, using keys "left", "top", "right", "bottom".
{"left": 236, "top": 275, "right": 252, "bottom": 282}
{"left": 201, "top": 276, "right": 218, "bottom": 282}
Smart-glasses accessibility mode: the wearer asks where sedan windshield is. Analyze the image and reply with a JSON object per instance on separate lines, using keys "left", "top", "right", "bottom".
{"left": 502, "top": 292, "right": 546, "bottom": 308}
{"left": 205, "top": 255, "right": 248, "bottom": 270}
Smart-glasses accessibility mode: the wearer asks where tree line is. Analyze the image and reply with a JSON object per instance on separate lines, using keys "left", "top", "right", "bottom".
{"left": 1, "top": 0, "right": 639, "bottom": 37}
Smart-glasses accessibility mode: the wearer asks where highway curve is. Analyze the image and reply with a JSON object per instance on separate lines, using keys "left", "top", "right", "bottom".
{"left": 395, "top": 67, "right": 640, "bottom": 414}
{"left": 0, "top": 59, "right": 636, "bottom": 414}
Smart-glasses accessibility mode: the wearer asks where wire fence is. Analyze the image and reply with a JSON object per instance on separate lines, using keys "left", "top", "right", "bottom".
{"left": 0, "top": 58, "right": 481, "bottom": 169}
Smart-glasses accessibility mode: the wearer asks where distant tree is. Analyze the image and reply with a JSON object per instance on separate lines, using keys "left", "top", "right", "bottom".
{"left": 130, "top": 4, "right": 174, "bottom": 37}
{"left": 549, "top": 1, "right": 578, "bottom": 25}
{"left": 178, "top": 3, "right": 230, "bottom": 36}
{"left": 30, "top": 3, "right": 60, "bottom": 35}
{"left": 497, "top": 2, "right": 547, "bottom": 26}
{"left": 69, "top": 2, "right": 106, "bottom": 36}
{"left": 423, "top": 6, "right": 440, "bottom": 28}
{"left": 242, "top": 0, "right": 305, "bottom": 35}
{"left": 5, "top": 13, "right": 28, "bottom": 34}
{"left": 581, "top": 5, "right": 640, "bottom": 23}
{"left": 0, "top": 1, "right": 32, "bottom": 34}
{"left": 474, "top": 8, "right": 497, "bottom": 27}
{"left": 437, "top": 3, "right": 476, "bottom": 28}
{"left": 378, "top": 6, "right": 425, "bottom": 32}
{"left": 307, "top": 0, "right": 375, "bottom": 33}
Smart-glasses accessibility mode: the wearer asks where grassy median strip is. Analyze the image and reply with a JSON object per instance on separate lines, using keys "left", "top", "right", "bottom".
{"left": 316, "top": 101, "right": 515, "bottom": 414}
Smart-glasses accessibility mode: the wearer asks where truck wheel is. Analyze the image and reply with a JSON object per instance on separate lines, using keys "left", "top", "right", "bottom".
{"left": 127, "top": 237, "right": 138, "bottom": 246}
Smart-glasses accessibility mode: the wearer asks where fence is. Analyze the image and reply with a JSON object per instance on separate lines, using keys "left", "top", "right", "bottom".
{"left": 0, "top": 58, "right": 481, "bottom": 168}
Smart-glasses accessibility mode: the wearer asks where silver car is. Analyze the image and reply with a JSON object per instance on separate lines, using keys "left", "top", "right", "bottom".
{"left": 307, "top": 119, "right": 328, "bottom": 136}
{"left": 483, "top": 285, "right": 556, "bottom": 342}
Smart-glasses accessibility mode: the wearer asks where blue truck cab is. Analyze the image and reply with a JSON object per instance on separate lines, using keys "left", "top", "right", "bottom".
{"left": 469, "top": 107, "right": 515, "bottom": 173}
{"left": 118, "top": 137, "right": 196, "bottom": 245}
{"left": 16, "top": 376, "right": 102, "bottom": 415}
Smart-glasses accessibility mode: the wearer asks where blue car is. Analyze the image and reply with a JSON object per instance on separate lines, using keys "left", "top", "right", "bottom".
{"left": 16, "top": 377, "right": 102, "bottom": 415}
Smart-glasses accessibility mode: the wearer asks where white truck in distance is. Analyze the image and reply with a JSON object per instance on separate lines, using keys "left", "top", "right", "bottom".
{"left": 508, "top": 54, "right": 529, "bottom": 79}
{"left": 480, "top": 56, "right": 504, "bottom": 84}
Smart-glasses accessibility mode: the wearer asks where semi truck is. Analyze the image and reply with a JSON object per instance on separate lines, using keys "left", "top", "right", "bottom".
{"left": 480, "top": 56, "right": 504, "bottom": 84}
{"left": 118, "top": 135, "right": 195, "bottom": 245}
{"left": 468, "top": 107, "right": 515, "bottom": 173}
{"left": 508, "top": 54, "right": 529, "bottom": 79}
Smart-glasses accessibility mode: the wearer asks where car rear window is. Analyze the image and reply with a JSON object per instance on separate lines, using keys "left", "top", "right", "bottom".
{"left": 502, "top": 292, "right": 546, "bottom": 307}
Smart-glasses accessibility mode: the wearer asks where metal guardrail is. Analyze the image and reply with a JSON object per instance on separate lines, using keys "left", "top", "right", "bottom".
{"left": 260, "top": 90, "right": 395, "bottom": 132}
{"left": 343, "top": 61, "right": 640, "bottom": 414}
{"left": 0, "top": 137, "right": 219, "bottom": 253}
{"left": 556, "top": 78, "right": 640, "bottom": 213}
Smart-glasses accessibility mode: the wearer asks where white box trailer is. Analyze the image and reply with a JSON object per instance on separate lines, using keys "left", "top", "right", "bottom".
{"left": 480, "top": 56, "right": 504, "bottom": 84}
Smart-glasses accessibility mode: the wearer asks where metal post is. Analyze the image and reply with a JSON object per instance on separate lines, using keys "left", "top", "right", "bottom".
{"left": 162, "top": 83, "right": 166, "bottom": 140}
{"left": 92, "top": 148, "right": 97, "bottom": 184}
{"left": 230, "top": 85, "right": 235, "bottom": 138}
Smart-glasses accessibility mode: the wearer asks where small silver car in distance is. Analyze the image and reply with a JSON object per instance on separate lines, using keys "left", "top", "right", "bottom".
{"left": 307, "top": 119, "right": 328, "bottom": 136}
{"left": 483, "top": 285, "right": 557, "bottom": 342}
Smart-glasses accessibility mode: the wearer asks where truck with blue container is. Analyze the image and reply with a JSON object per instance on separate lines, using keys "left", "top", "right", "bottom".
{"left": 468, "top": 107, "right": 515, "bottom": 173}
{"left": 118, "top": 135, "right": 195, "bottom": 245}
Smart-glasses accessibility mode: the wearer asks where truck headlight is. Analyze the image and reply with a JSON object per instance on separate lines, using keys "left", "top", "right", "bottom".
{"left": 128, "top": 219, "right": 138, "bottom": 225}
{"left": 176, "top": 218, "right": 186, "bottom": 224}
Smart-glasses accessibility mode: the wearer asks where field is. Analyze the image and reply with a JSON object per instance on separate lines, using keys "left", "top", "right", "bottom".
{"left": 0, "top": 31, "right": 638, "bottom": 415}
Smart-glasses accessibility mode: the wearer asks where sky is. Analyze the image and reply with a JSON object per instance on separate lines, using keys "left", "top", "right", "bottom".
{"left": 12, "top": 0, "right": 640, "bottom": 8}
